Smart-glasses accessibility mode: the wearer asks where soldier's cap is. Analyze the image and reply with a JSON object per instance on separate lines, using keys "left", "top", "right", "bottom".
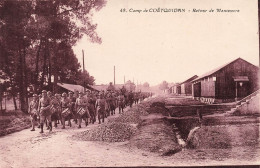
{"left": 69, "top": 92, "right": 73, "bottom": 94}
{"left": 42, "top": 90, "right": 47, "bottom": 93}
{"left": 55, "top": 93, "right": 59, "bottom": 97}
{"left": 79, "top": 92, "right": 83, "bottom": 94}
{"left": 33, "top": 94, "right": 38, "bottom": 97}
{"left": 47, "top": 91, "right": 52, "bottom": 94}
{"left": 62, "top": 93, "right": 67, "bottom": 97}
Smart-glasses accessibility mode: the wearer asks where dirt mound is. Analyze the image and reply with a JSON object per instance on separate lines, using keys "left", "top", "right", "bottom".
{"left": 0, "top": 112, "right": 31, "bottom": 136}
{"left": 140, "top": 96, "right": 166, "bottom": 108}
{"left": 139, "top": 98, "right": 169, "bottom": 116}
{"left": 74, "top": 122, "right": 137, "bottom": 142}
{"left": 186, "top": 126, "right": 232, "bottom": 149}
{"left": 151, "top": 102, "right": 165, "bottom": 108}
{"left": 147, "top": 106, "right": 169, "bottom": 116}
{"left": 128, "top": 114, "right": 181, "bottom": 155}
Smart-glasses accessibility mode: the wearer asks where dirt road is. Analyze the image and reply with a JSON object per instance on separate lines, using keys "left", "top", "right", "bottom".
{"left": 1, "top": 101, "right": 259, "bottom": 167}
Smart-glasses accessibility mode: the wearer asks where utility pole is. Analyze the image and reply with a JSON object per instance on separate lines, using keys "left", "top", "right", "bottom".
{"left": 137, "top": 80, "right": 138, "bottom": 91}
{"left": 258, "top": 0, "right": 260, "bottom": 85}
{"left": 82, "top": 50, "right": 86, "bottom": 93}
{"left": 114, "top": 66, "right": 115, "bottom": 86}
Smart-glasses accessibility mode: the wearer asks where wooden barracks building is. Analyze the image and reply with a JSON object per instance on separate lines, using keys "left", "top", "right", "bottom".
{"left": 170, "top": 75, "right": 198, "bottom": 95}
{"left": 192, "top": 58, "right": 259, "bottom": 103}
{"left": 180, "top": 75, "right": 198, "bottom": 95}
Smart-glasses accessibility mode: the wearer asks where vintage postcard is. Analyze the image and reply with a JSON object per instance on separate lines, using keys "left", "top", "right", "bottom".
{"left": 0, "top": 0, "right": 259, "bottom": 167}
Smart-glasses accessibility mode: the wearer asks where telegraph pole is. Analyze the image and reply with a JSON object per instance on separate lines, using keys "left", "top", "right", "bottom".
{"left": 114, "top": 66, "right": 115, "bottom": 86}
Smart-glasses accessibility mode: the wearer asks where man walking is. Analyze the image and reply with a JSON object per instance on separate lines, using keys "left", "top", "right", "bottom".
{"left": 38, "top": 90, "right": 52, "bottom": 133}
{"left": 28, "top": 94, "right": 38, "bottom": 131}
{"left": 75, "top": 92, "right": 89, "bottom": 128}
{"left": 95, "top": 93, "right": 106, "bottom": 124}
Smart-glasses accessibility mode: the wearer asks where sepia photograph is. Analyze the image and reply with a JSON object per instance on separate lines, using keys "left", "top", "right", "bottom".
{"left": 0, "top": 0, "right": 259, "bottom": 167}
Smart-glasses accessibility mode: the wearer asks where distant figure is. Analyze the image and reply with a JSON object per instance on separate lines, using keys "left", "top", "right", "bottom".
{"left": 128, "top": 91, "right": 134, "bottom": 108}
{"left": 117, "top": 93, "right": 125, "bottom": 113}
{"left": 107, "top": 82, "right": 115, "bottom": 91}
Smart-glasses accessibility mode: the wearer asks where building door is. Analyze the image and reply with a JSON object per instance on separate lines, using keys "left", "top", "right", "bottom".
{"left": 238, "top": 82, "right": 249, "bottom": 98}
{"left": 193, "top": 82, "right": 201, "bottom": 97}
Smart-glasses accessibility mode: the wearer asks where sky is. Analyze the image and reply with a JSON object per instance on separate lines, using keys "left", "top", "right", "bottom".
{"left": 73, "top": 0, "right": 259, "bottom": 86}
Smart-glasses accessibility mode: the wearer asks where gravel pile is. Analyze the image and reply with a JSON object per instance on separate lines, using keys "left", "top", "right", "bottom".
{"left": 112, "top": 111, "right": 142, "bottom": 124}
{"left": 108, "top": 103, "right": 149, "bottom": 124}
{"left": 74, "top": 122, "right": 137, "bottom": 142}
{"left": 74, "top": 96, "right": 171, "bottom": 145}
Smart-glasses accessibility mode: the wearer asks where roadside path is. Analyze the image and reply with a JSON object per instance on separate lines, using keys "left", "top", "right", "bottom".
{"left": 0, "top": 99, "right": 259, "bottom": 167}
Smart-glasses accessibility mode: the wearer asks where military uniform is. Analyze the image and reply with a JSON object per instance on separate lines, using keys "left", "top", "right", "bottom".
{"left": 86, "top": 94, "right": 96, "bottom": 124}
{"left": 38, "top": 91, "right": 52, "bottom": 133}
{"left": 68, "top": 93, "right": 77, "bottom": 124}
{"left": 118, "top": 94, "right": 125, "bottom": 113}
{"left": 109, "top": 94, "right": 116, "bottom": 115}
{"left": 51, "top": 95, "right": 61, "bottom": 127}
{"left": 60, "top": 94, "right": 72, "bottom": 129}
{"left": 75, "top": 94, "right": 89, "bottom": 128}
{"left": 28, "top": 95, "right": 38, "bottom": 131}
{"left": 96, "top": 95, "right": 106, "bottom": 124}
{"left": 128, "top": 91, "right": 134, "bottom": 108}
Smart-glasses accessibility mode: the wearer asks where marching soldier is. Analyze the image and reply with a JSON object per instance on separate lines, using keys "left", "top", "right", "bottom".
{"left": 110, "top": 93, "right": 116, "bottom": 115}
{"left": 28, "top": 94, "right": 39, "bottom": 131}
{"left": 38, "top": 90, "right": 52, "bottom": 133}
{"left": 47, "top": 91, "right": 52, "bottom": 99}
{"left": 46, "top": 91, "right": 53, "bottom": 129}
{"left": 75, "top": 92, "right": 89, "bottom": 128}
{"left": 74, "top": 91, "right": 79, "bottom": 99}
{"left": 51, "top": 94, "right": 61, "bottom": 128}
{"left": 60, "top": 93, "right": 72, "bottom": 129}
{"left": 92, "top": 92, "right": 98, "bottom": 119}
{"left": 128, "top": 91, "right": 134, "bottom": 108}
{"left": 86, "top": 91, "right": 96, "bottom": 124}
{"left": 95, "top": 93, "right": 106, "bottom": 124}
{"left": 37, "top": 94, "right": 42, "bottom": 128}
{"left": 117, "top": 92, "right": 125, "bottom": 113}
{"left": 104, "top": 93, "right": 110, "bottom": 117}
{"left": 68, "top": 92, "right": 77, "bottom": 124}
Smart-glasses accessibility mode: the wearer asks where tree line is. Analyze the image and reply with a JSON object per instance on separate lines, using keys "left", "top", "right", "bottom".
{"left": 0, "top": 0, "right": 106, "bottom": 112}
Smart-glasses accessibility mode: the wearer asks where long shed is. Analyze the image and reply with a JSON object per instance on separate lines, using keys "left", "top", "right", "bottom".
{"left": 179, "top": 75, "right": 198, "bottom": 95}
{"left": 192, "top": 58, "right": 259, "bottom": 103}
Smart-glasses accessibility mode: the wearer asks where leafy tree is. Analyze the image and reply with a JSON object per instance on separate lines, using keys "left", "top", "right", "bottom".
{"left": 0, "top": 0, "right": 106, "bottom": 113}
{"left": 143, "top": 82, "right": 150, "bottom": 88}
{"left": 125, "top": 80, "right": 136, "bottom": 91}
{"left": 159, "top": 81, "right": 169, "bottom": 90}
